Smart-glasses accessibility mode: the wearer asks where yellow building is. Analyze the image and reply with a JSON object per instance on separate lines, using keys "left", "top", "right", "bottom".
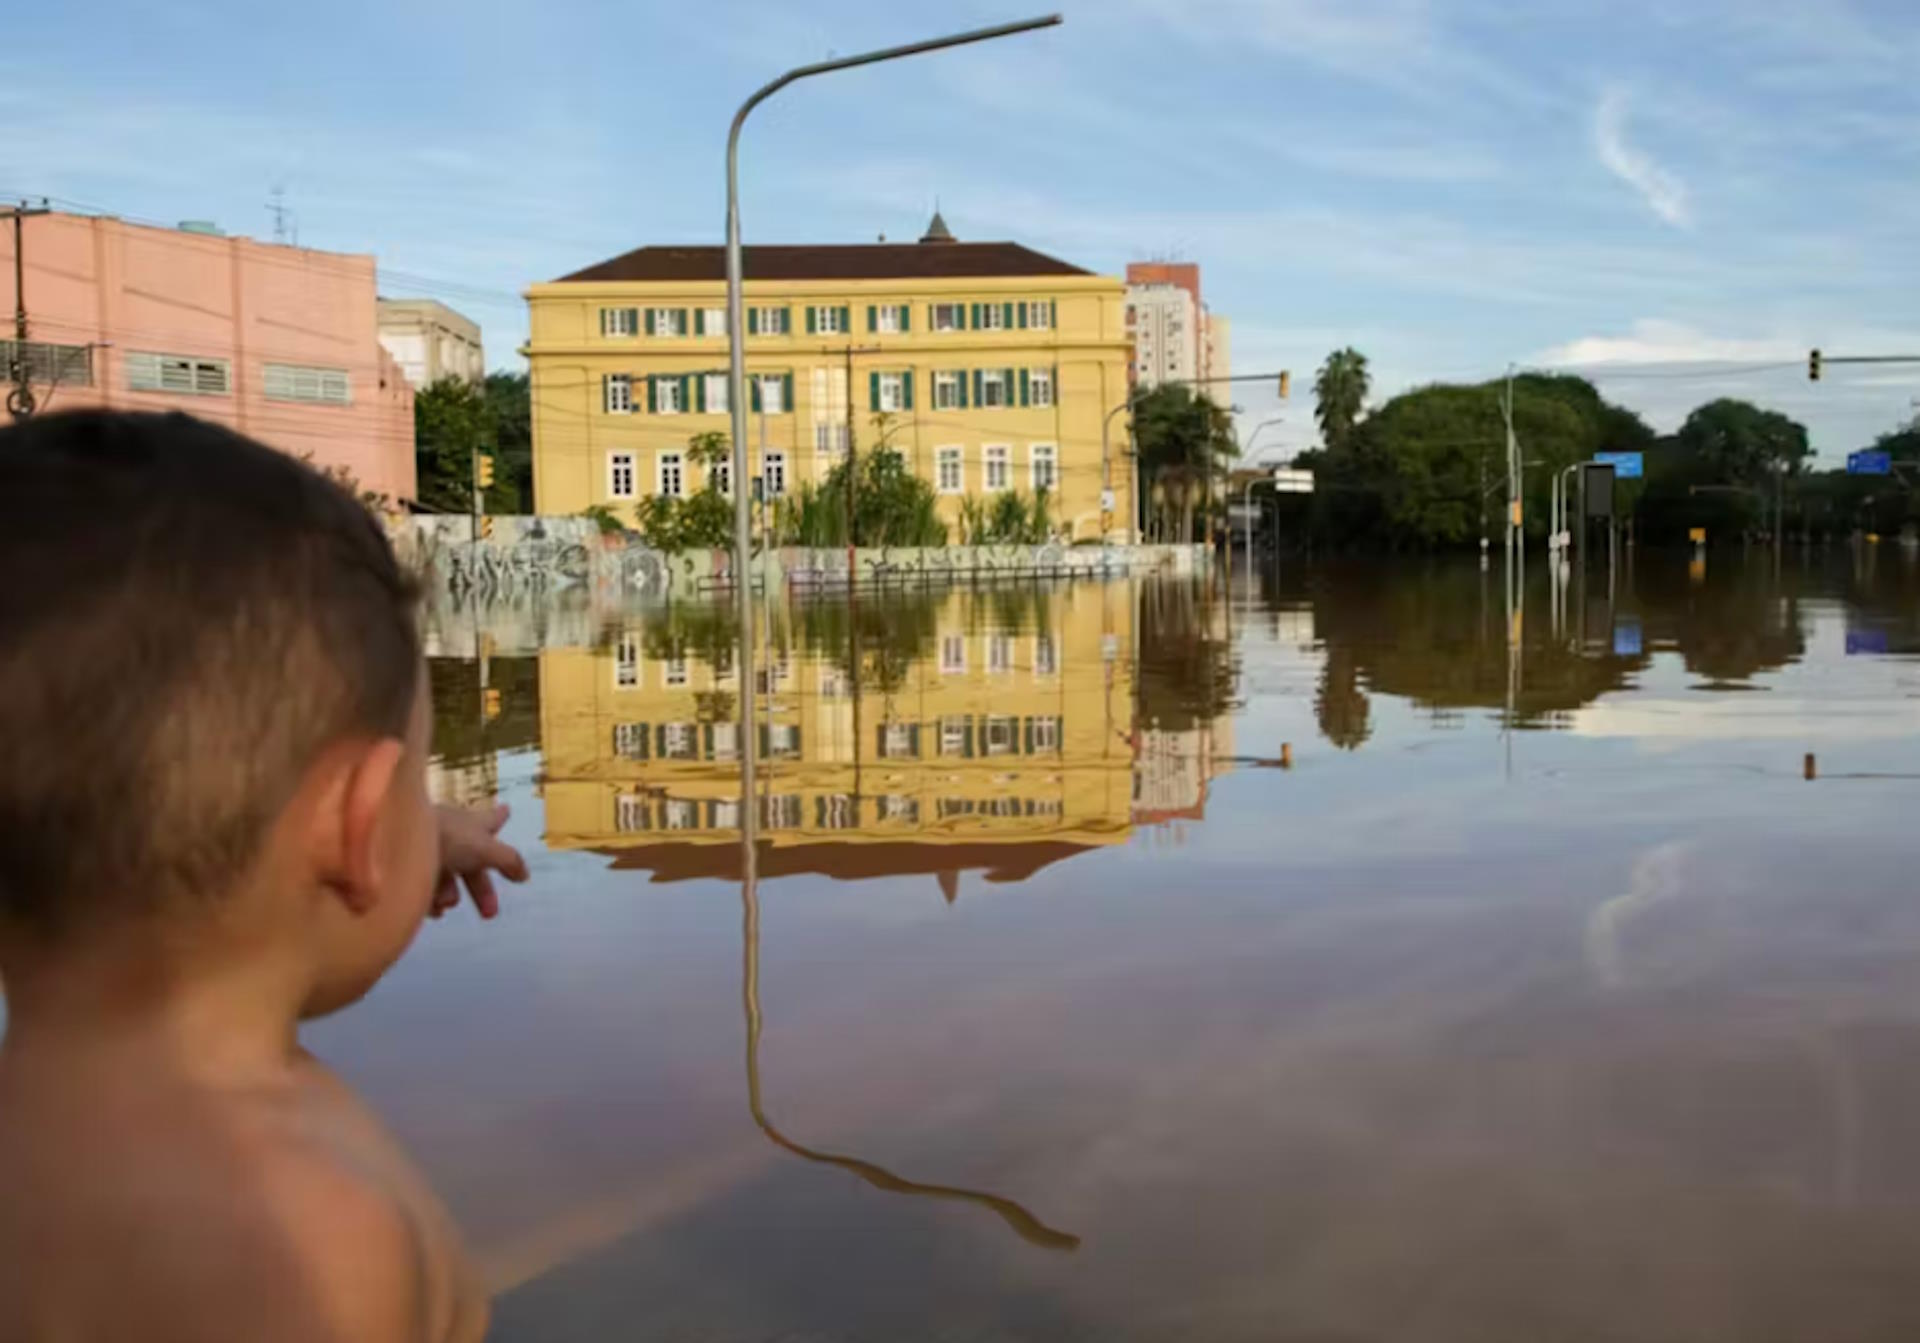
{"left": 523, "top": 213, "right": 1134, "bottom": 542}
{"left": 536, "top": 586, "right": 1139, "bottom": 887}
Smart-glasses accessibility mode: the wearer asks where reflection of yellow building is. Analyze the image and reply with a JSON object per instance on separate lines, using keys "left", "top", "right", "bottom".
{"left": 523, "top": 212, "right": 1133, "bottom": 541}
{"left": 537, "top": 586, "right": 1138, "bottom": 884}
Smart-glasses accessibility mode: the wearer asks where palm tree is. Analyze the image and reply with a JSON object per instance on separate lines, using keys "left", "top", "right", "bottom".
{"left": 1314, "top": 347, "right": 1371, "bottom": 454}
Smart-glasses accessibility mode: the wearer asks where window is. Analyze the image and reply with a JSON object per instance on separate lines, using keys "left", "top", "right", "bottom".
{"left": 988, "top": 633, "right": 1013, "bottom": 675}
{"left": 712, "top": 722, "right": 740, "bottom": 762}
{"left": 1029, "top": 368, "right": 1054, "bottom": 408}
{"left": 616, "top": 794, "right": 651, "bottom": 832}
{"left": 876, "top": 372, "right": 904, "bottom": 413}
{"left": 658, "top": 453, "right": 684, "bottom": 499}
{"left": 127, "top": 352, "right": 228, "bottom": 396}
{"left": 703, "top": 373, "right": 729, "bottom": 413}
{"left": 1027, "top": 301, "right": 1053, "bottom": 329}
{"left": 755, "top": 375, "right": 785, "bottom": 413}
{"left": 763, "top": 451, "right": 787, "bottom": 497}
{"left": 767, "top": 724, "right": 801, "bottom": 759}
{"left": 985, "top": 715, "right": 1017, "bottom": 756}
{"left": 936, "top": 446, "right": 964, "bottom": 495}
{"left": 613, "top": 722, "right": 648, "bottom": 759}
{"left": 933, "top": 371, "right": 962, "bottom": 410}
{"left": 931, "top": 302, "right": 965, "bottom": 332}
{"left": 263, "top": 363, "right": 349, "bottom": 405}
{"left": 763, "top": 794, "right": 801, "bottom": 829}
{"left": 609, "top": 451, "right": 636, "bottom": 499}
{"left": 749, "top": 307, "right": 790, "bottom": 336}
{"left": 647, "top": 308, "right": 688, "bottom": 337}
{"left": 819, "top": 667, "right": 848, "bottom": 699}
{"left": 817, "top": 795, "right": 856, "bottom": 830}
{"left": 980, "top": 370, "right": 1007, "bottom": 408}
{"left": 984, "top": 445, "right": 1010, "bottom": 492}
{"left": 601, "top": 307, "right": 638, "bottom": 337}
{"left": 662, "top": 724, "right": 696, "bottom": 759}
{"left": 664, "top": 657, "right": 688, "bottom": 687}
{"left": 880, "top": 795, "right": 919, "bottom": 823}
{"left": 882, "top": 723, "right": 915, "bottom": 759}
{"left": 1031, "top": 716, "right": 1062, "bottom": 753}
{"left": 815, "top": 422, "right": 849, "bottom": 456}
{"left": 663, "top": 798, "right": 698, "bottom": 829}
{"left": 1035, "top": 633, "right": 1058, "bottom": 677}
{"left": 811, "top": 305, "right": 845, "bottom": 335}
{"left": 604, "top": 373, "right": 633, "bottom": 414}
{"left": 710, "top": 798, "right": 741, "bottom": 829}
{"left": 940, "top": 633, "right": 967, "bottom": 674}
{"left": 700, "top": 307, "right": 727, "bottom": 336}
{"left": 1030, "top": 443, "right": 1058, "bottom": 492}
{"left": 710, "top": 454, "right": 732, "bottom": 496}
{"left": 0, "top": 339, "right": 91, "bottom": 387}
{"left": 873, "top": 304, "right": 906, "bottom": 333}
{"left": 940, "top": 716, "right": 969, "bottom": 755}
{"left": 977, "top": 304, "right": 1006, "bottom": 331}
{"left": 614, "top": 633, "right": 640, "bottom": 688}
{"left": 655, "top": 377, "right": 684, "bottom": 414}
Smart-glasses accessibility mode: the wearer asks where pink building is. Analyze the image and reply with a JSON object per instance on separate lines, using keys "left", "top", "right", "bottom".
{"left": 1, "top": 211, "right": 416, "bottom": 501}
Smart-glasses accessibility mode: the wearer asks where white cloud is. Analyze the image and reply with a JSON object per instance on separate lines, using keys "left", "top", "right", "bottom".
{"left": 1534, "top": 319, "right": 1792, "bottom": 367}
{"left": 1594, "top": 89, "right": 1691, "bottom": 228}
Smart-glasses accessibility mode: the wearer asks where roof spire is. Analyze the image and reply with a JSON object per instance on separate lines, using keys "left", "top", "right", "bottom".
{"left": 919, "top": 201, "right": 955, "bottom": 244}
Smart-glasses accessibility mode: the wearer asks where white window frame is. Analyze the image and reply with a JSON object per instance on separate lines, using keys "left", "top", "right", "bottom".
{"left": 663, "top": 798, "right": 698, "bottom": 829}
{"left": 877, "top": 371, "right": 904, "bottom": 413}
{"left": 263, "top": 362, "right": 350, "bottom": 406}
{"left": 703, "top": 373, "right": 729, "bottom": 414}
{"left": 813, "top": 306, "right": 845, "bottom": 335}
{"left": 614, "top": 633, "right": 640, "bottom": 689}
{"left": 604, "top": 373, "right": 632, "bottom": 415}
{"left": 127, "top": 351, "right": 229, "bottom": 396}
{"left": 658, "top": 452, "right": 684, "bottom": 499}
{"left": 757, "top": 375, "right": 785, "bottom": 414}
{"left": 1026, "top": 301, "right": 1053, "bottom": 330}
{"left": 936, "top": 446, "right": 964, "bottom": 495}
{"left": 601, "top": 307, "right": 638, "bottom": 337}
{"left": 710, "top": 455, "right": 732, "bottom": 496}
{"left": 815, "top": 422, "right": 850, "bottom": 457}
{"left": 1032, "top": 716, "right": 1062, "bottom": 753}
{"left": 980, "top": 370, "right": 1008, "bottom": 408}
{"left": 648, "top": 308, "right": 688, "bottom": 338}
{"left": 988, "top": 633, "right": 1013, "bottom": 675}
{"left": 655, "top": 377, "right": 684, "bottom": 415}
{"left": 940, "top": 633, "right": 967, "bottom": 675}
{"left": 616, "top": 794, "right": 651, "bottom": 832}
{"left": 664, "top": 657, "right": 689, "bottom": 688}
{"left": 985, "top": 715, "right": 1017, "bottom": 756}
{"left": 1034, "top": 633, "right": 1058, "bottom": 678}
{"left": 1029, "top": 368, "right": 1054, "bottom": 408}
{"left": 875, "top": 304, "right": 904, "bottom": 334}
{"left": 712, "top": 722, "right": 740, "bottom": 762}
{"left": 931, "top": 302, "right": 964, "bottom": 332}
{"left": 702, "top": 307, "right": 727, "bottom": 337}
{"left": 883, "top": 723, "right": 914, "bottom": 758}
{"left": 984, "top": 444, "right": 1011, "bottom": 492}
{"left": 764, "top": 794, "right": 801, "bottom": 828}
{"left": 768, "top": 724, "right": 800, "bottom": 759}
{"left": 751, "top": 306, "right": 789, "bottom": 336}
{"left": 608, "top": 451, "right": 636, "bottom": 499}
{"left": 1030, "top": 443, "right": 1058, "bottom": 492}
{"left": 933, "top": 371, "right": 961, "bottom": 410}
{"left": 940, "top": 716, "right": 968, "bottom": 755}
{"left": 662, "top": 723, "right": 696, "bottom": 759}
{"left": 763, "top": 451, "right": 787, "bottom": 497}
{"left": 880, "top": 794, "right": 918, "bottom": 823}
{"left": 978, "top": 304, "right": 1006, "bottom": 332}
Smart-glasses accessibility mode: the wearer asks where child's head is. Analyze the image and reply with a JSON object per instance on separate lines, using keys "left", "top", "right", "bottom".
{"left": 0, "top": 410, "right": 436, "bottom": 1017}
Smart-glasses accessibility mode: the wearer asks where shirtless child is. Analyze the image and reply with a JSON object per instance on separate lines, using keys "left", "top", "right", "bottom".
{"left": 0, "top": 410, "right": 527, "bottom": 1342}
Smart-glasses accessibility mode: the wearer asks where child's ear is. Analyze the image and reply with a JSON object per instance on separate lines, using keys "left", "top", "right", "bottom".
{"left": 312, "top": 737, "right": 406, "bottom": 915}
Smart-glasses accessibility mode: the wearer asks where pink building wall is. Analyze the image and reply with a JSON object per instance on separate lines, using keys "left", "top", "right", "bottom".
{"left": 1, "top": 212, "right": 416, "bottom": 502}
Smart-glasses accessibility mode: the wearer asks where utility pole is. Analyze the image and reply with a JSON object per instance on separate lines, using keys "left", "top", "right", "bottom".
{"left": 6, "top": 200, "right": 52, "bottom": 421}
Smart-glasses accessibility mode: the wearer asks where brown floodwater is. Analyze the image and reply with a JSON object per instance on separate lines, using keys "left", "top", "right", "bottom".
{"left": 313, "top": 551, "right": 1920, "bottom": 1341}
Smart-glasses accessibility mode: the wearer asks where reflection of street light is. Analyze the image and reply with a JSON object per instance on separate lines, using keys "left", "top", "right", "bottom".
{"left": 724, "top": 13, "right": 1062, "bottom": 814}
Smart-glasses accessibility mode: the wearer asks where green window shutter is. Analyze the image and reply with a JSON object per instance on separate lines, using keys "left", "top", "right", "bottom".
{"left": 970, "top": 303, "right": 982, "bottom": 329}
{"left": 747, "top": 308, "right": 759, "bottom": 336}
{"left": 1002, "top": 302, "right": 1015, "bottom": 328}
{"left": 903, "top": 371, "right": 914, "bottom": 410}
{"left": 901, "top": 305, "right": 910, "bottom": 333}
{"left": 643, "top": 309, "right": 655, "bottom": 336}
{"left": 839, "top": 305, "right": 850, "bottom": 332}
{"left": 867, "top": 304, "right": 877, "bottom": 332}
{"left": 783, "top": 372, "right": 794, "bottom": 409}
{"left": 678, "top": 308, "right": 690, "bottom": 335}
{"left": 750, "top": 377, "right": 761, "bottom": 413}
{"left": 646, "top": 376, "right": 657, "bottom": 413}
{"left": 695, "top": 374, "right": 706, "bottom": 413}
{"left": 782, "top": 306, "right": 793, "bottom": 334}
{"left": 682, "top": 375, "right": 694, "bottom": 411}
{"left": 869, "top": 371, "right": 880, "bottom": 411}
{"left": 694, "top": 309, "right": 705, "bottom": 336}
{"left": 972, "top": 369, "right": 983, "bottom": 406}
{"left": 1017, "top": 302, "right": 1028, "bottom": 329}
{"left": 1019, "top": 369, "right": 1030, "bottom": 407}
{"left": 1004, "top": 367, "right": 1015, "bottom": 400}
{"left": 805, "top": 306, "right": 817, "bottom": 335}
{"left": 1023, "top": 718, "right": 1035, "bottom": 754}
{"left": 928, "top": 303, "right": 937, "bottom": 330}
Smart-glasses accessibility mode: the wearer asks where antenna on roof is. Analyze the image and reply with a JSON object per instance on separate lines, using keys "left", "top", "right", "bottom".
{"left": 267, "top": 184, "right": 297, "bottom": 246}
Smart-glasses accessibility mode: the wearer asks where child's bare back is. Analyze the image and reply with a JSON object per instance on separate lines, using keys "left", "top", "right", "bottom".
{"left": 0, "top": 412, "right": 525, "bottom": 1342}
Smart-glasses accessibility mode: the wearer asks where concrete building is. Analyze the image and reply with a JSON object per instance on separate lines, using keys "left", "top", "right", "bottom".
{"left": 0, "top": 210, "right": 416, "bottom": 501}
{"left": 378, "top": 298, "right": 484, "bottom": 388}
{"left": 1125, "top": 260, "right": 1228, "bottom": 393}
{"left": 524, "top": 212, "right": 1136, "bottom": 541}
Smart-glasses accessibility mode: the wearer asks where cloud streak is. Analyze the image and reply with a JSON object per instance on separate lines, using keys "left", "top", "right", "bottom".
{"left": 1595, "top": 89, "right": 1691, "bottom": 228}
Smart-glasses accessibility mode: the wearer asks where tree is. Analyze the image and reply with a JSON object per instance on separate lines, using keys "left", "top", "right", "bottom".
{"left": 1674, "top": 399, "right": 1811, "bottom": 485}
{"left": 481, "top": 371, "right": 532, "bottom": 512}
{"left": 1313, "top": 347, "right": 1371, "bottom": 454}
{"left": 1132, "top": 383, "right": 1238, "bottom": 542}
{"left": 414, "top": 376, "right": 492, "bottom": 514}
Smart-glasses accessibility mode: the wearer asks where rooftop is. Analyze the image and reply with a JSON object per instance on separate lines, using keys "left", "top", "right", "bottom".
{"left": 553, "top": 241, "right": 1091, "bottom": 285}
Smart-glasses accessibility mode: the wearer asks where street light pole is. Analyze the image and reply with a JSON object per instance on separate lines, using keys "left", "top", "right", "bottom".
{"left": 723, "top": 13, "right": 1061, "bottom": 804}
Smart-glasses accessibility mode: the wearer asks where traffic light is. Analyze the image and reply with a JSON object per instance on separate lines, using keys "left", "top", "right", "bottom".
{"left": 478, "top": 515, "right": 494, "bottom": 540}
{"left": 1809, "top": 349, "right": 1822, "bottom": 382}
{"left": 476, "top": 452, "right": 495, "bottom": 488}
{"left": 1278, "top": 370, "right": 1291, "bottom": 400}
{"left": 483, "top": 688, "right": 502, "bottom": 721}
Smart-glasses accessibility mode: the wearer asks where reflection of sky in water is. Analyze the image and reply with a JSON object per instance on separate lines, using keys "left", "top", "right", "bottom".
{"left": 295, "top": 557, "right": 1920, "bottom": 1342}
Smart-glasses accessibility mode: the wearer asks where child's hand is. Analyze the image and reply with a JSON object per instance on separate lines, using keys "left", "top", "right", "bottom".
{"left": 432, "top": 803, "right": 528, "bottom": 921}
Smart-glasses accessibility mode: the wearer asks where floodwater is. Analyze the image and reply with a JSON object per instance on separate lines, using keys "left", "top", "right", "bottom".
{"left": 314, "top": 551, "right": 1920, "bottom": 1342}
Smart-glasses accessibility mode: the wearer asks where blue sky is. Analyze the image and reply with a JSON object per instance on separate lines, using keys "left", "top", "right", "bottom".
{"left": 7, "top": 0, "right": 1920, "bottom": 460}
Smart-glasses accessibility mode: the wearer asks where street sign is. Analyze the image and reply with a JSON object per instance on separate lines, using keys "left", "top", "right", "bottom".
{"left": 1593, "top": 451, "right": 1644, "bottom": 479}
{"left": 1270, "top": 468, "right": 1315, "bottom": 494}
{"left": 1848, "top": 450, "right": 1892, "bottom": 476}
{"left": 1613, "top": 617, "right": 1643, "bottom": 657}
{"left": 1100, "top": 488, "right": 1116, "bottom": 512}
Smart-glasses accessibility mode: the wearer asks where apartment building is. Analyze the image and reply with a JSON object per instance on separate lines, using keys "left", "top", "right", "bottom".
{"left": 1125, "top": 260, "right": 1229, "bottom": 393}
{"left": 377, "top": 298, "right": 484, "bottom": 388}
{"left": 524, "top": 213, "right": 1135, "bottom": 541}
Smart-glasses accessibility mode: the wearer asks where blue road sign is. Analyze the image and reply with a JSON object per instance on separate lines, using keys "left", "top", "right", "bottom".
{"left": 1847, "top": 450, "right": 1892, "bottom": 476}
{"left": 1613, "top": 617, "right": 1643, "bottom": 657}
{"left": 1593, "top": 451, "right": 1644, "bottom": 479}
{"left": 1847, "top": 628, "right": 1890, "bottom": 656}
